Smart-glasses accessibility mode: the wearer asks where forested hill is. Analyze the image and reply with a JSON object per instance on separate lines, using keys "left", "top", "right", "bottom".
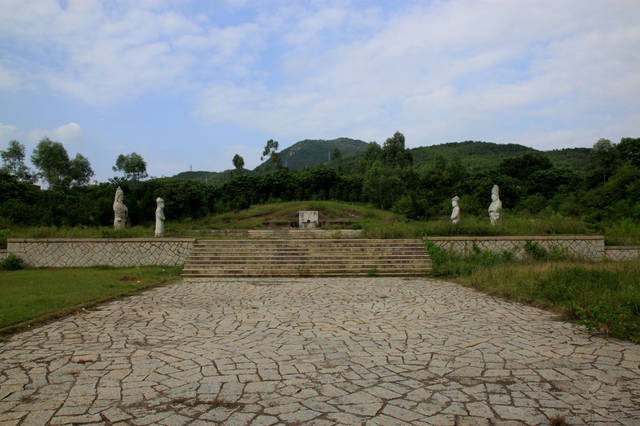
{"left": 174, "top": 139, "right": 592, "bottom": 183}
{"left": 254, "top": 137, "right": 367, "bottom": 172}
{"left": 407, "top": 141, "right": 591, "bottom": 173}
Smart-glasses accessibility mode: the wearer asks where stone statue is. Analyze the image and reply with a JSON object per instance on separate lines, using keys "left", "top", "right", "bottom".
{"left": 155, "top": 197, "right": 165, "bottom": 237}
{"left": 113, "top": 186, "right": 128, "bottom": 230}
{"left": 488, "top": 184, "right": 502, "bottom": 225}
{"left": 450, "top": 196, "right": 460, "bottom": 224}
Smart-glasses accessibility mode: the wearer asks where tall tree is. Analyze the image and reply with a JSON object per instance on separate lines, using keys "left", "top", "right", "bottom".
{"left": 382, "top": 131, "right": 412, "bottom": 168}
{"left": 590, "top": 138, "right": 619, "bottom": 184}
{"left": 113, "top": 152, "right": 148, "bottom": 181}
{"left": 617, "top": 137, "right": 640, "bottom": 168}
{"left": 331, "top": 147, "right": 342, "bottom": 160}
{"left": 1, "top": 140, "right": 34, "bottom": 183}
{"left": 232, "top": 154, "right": 245, "bottom": 170}
{"left": 261, "top": 139, "right": 282, "bottom": 170}
{"left": 31, "top": 138, "right": 71, "bottom": 187}
{"left": 69, "top": 154, "right": 94, "bottom": 186}
{"left": 31, "top": 138, "right": 93, "bottom": 187}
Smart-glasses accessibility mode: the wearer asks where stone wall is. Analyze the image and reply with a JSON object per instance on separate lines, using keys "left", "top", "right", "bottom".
{"left": 605, "top": 246, "right": 640, "bottom": 261}
{"left": 0, "top": 249, "right": 7, "bottom": 261}
{"left": 7, "top": 238, "right": 195, "bottom": 268}
{"left": 427, "top": 235, "right": 605, "bottom": 260}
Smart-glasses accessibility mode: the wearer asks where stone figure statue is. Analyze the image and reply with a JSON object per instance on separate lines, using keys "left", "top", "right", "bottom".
{"left": 113, "top": 186, "right": 128, "bottom": 230}
{"left": 450, "top": 196, "right": 460, "bottom": 224}
{"left": 488, "top": 184, "right": 502, "bottom": 225}
{"left": 155, "top": 197, "right": 165, "bottom": 237}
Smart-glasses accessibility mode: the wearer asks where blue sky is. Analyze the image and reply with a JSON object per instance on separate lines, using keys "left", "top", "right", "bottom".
{"left": 1, "top": 0, "right": 639, "bottom": 182}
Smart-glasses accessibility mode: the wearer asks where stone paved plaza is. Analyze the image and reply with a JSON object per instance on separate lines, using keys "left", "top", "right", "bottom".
{"left": 1, "top": 278, "right": 639, "bottom": 425}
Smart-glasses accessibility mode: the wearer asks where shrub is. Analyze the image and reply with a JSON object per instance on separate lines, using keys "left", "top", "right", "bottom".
{"left": 1, "top": 254, "right": 24, "bottom": 270}
{"left": 524, "top": 240, "right": 547, "bottom": 260}
{"left": 0, "top": 228, "right": 10, "bottom": 249}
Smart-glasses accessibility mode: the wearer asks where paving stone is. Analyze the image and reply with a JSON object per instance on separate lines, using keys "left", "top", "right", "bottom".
{"left": 0, "top": 277, "right": 638, "bottom": 425}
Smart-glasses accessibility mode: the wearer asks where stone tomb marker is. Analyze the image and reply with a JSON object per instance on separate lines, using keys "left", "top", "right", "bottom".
{"left": 299, "top": 211, "right": 319, "bottom": 229}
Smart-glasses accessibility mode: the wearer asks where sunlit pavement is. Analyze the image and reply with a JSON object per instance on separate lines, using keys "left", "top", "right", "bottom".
{"left": 1, "top": 277, "right": 639, "bottom": 425}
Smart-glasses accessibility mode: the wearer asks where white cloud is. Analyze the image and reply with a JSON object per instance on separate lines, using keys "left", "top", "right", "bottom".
{"left": 26, "top": 122, "right": 83, "bottom": 145}
{"left": 0, "top": 123, "right": 19, "bottom": 143}
{"left": 1, "top": 0, "right": 639, "bottom": 153}
{"left": 194, "top": 0, "right": 640, "bottom": 149}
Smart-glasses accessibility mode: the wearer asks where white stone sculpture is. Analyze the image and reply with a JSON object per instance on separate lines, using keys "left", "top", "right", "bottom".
{"left": 155, "top": 197, "right": 165, "bottom": 237}
{"left": 113, "top": 186, "right": 128, "bottom": 230}
{"left": 299, "top": 211, "right": 319, "bottom": 229}
{"left": 488, "top": 184, "right": 502, "bottom": 225}
{"left": 450, "top": 196, "right": 460, "bottom": 224}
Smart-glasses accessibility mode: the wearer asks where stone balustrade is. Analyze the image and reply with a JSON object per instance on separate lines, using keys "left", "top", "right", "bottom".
{"left": 604, "top": 245, "right": 640, "bottom": 261}
{"left": 426, "top": 235, "right": 606, "bottom": 260}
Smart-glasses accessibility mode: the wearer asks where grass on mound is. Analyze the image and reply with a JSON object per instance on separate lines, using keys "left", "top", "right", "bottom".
{"left": 5, "top": 200, "right": 636, "bottom": 243}
{"left": 426, "top": 242, "right": 640, "bottom": 343}
{"left": 0, "top": 266, "right": 181, "bottom": 334}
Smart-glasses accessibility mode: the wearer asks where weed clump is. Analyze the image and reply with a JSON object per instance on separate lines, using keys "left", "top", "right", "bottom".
{"left": 1, "top": 254, "right": 24, "bottom": 270}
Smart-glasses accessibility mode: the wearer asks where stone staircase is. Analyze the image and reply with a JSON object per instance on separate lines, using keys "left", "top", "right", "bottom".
{"left": 181, "top": 239, "right": 431, "bottom": 277}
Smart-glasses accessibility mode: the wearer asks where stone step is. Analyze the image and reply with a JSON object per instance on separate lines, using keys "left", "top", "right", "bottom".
{"left": 185, "top": 258, "right": 430, "bottom": 265}
{"left": 188, "top": 252, "right": 429, "bottom": 256}
{"left": 181, "top": 238, "right": 431, "bottom": 278}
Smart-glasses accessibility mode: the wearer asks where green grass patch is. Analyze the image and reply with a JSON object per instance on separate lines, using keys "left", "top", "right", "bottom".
{"left": 6, "top": 200, "right": 635, "bottom": 243}
{"left": 0, "top": 266, "right": 181, "bottom": 333}
{"left": 426, "top": 242, "right": 640, "bottom": 343}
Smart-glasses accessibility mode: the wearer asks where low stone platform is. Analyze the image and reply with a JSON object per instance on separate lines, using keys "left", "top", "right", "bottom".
{"left": 1, "top": 278, "right": 638, "bottom": 425}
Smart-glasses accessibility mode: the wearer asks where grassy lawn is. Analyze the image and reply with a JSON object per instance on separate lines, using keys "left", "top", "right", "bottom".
{"left": 0, "top": 266, "right": 181, "bottom": 333}
{"left": 427, "top": 242, "right": 640, "bottom": 343}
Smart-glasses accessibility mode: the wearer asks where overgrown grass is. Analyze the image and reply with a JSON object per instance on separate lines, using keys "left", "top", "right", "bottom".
{"left": 0, "top": 266, "right": 181, "bottom": 333}
{"left": 426, "top": 242, "right": 640, "bottom": 343}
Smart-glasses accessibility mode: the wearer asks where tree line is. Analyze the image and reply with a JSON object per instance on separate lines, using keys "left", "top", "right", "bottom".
{"left": 1, "top": 133, "right": 639, "bottom": 229}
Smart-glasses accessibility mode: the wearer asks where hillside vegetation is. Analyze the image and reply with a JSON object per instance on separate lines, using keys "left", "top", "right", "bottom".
{"left": 175, "top": 139, "right": 593, "bottom": 184}
{"left": 2, "top": 133, "right": 638, "bottom": 244}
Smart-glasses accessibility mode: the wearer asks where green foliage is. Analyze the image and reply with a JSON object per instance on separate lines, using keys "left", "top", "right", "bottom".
{"left": 261, "top": 139, "right": 282, "bottom": 171}
{"left": 256, "top": 137, "right": 367, "bottom": 172}
{"left": 31, "top": 138, "right": 93, "bottom": 187}
{"left": 590, "top": 138, "right": 620, "bottom": 184}
{"left": 424, "top": 240, "right": 511, "bottom": 277}
{"left": 1, "top": 140, "right": 34, "bottom": 183}
{"left": 0, "top": 228, "right": 9, "bottom": 249}
{"left": 382, "top": 132, "right": 412, "bottom": 168}
{"left": 524, "top": 240, "right": 548, "bottom": 260}
{"left": 232, "top": 154, "right": 245, "bottom": 170}
{"left": 499, "top": 153, "right": 552, "bottom": 181}
{"left": 331, "top": 147, "right": 341, "bottom": 160}
{"left": 1, "top": 254, "right": 24, "bottom": 270}
{"left": 617, "top": 137, "right": 640, "bottom": 168}
{"left": 113, "top": 152, "right": 148, "bottom": 181}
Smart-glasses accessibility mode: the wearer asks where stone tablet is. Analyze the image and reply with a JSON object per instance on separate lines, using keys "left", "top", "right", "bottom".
{"left": 299, "top": 211, "right": 319, "bottom": 229}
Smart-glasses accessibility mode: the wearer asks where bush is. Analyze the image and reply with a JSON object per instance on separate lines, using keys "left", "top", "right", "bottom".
{"left": 0, "top": 228, "right": 10, "bottom": 249}
{"left": 524, "top": 240, "right": 547, "bottom": 260}
{"left": 1, "top": 254, "right": 24, "bottom": 270}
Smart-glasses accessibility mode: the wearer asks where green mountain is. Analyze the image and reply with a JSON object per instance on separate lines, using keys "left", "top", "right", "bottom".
{"left": 325, "top": 141, "right": 591, "bottom": 175}
{"left": 173, "top": 139, "right": 591, "bottom": 184}
{"left": 173, "top": 168, "right": 250, "bottom": 184}
{"left": 407, "top": 141, "right": 590, "bottom": 173}
{"left": 254, "top": 137, "right": 368, "bottom": 172}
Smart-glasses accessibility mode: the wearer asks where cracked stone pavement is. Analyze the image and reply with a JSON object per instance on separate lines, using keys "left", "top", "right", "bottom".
{"left": 1, "top": 277, "right": 639, "bottom": 425}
